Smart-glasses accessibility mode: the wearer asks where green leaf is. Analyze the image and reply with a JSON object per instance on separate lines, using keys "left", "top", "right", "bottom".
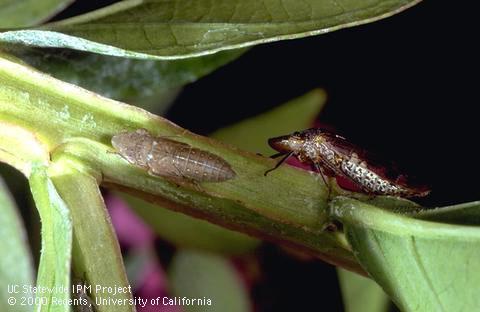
{"left": 330, "top": 197, "right": 480, "bottom": 312}
{"left": 12, "top": 47, "right": 245, "bottom": 108}
{"left": 29, "top": 165, "right": 72, "bottom": 312}
{"left": 413, "top": 201, "right": 480, "bottom": 225}
{"left": 212, "top": 89, "right": 327, "bottom": 155}
{"left": 48, "top": 158, "right": 132, "bottom": 312}
{"left": 337, "top": 268, "right": 388, "bottom": 312}
{"left": 0, "top": 0, "right": 72, "bottom": 28}
{"left": 123, "top": 193, "right": 260, "bottom": 254}
{"left": 0, "top": 0, "right": 421, "bottom": 59}
{"left": 0, "top": 176, "right": 34, "bottom": 312}
{"left": 169, "top": 250, "right": 250, "bottom": 312}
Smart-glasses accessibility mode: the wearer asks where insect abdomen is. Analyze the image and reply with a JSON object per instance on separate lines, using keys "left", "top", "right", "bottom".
{"left": 165, "top": 145, "right": 236, "bottom": 182}
{"left": 112, "top": 129, "right": 236, "bottom": 183}
{"left": 340, "top": 157, "right": 428, "bottom": 197}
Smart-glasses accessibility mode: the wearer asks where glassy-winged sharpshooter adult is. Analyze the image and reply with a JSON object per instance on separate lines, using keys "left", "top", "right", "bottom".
{"left": 265, "top": 128, "right": 430, "bottom": 198}
{"left": 112, "top": 129, "right": 236, "bottom": 183}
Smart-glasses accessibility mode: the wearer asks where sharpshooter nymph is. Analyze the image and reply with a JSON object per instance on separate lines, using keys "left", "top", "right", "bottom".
{"left": 112, "top": 129, "right": 236, "bottom": 183}
{"left": 265, "top": 128, "right": 430, "bottom": 198}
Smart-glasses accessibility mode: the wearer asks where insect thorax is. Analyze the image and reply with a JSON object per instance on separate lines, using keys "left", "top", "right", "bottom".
{"left": 302, "top": 138, "right": 337, "bottom": 165}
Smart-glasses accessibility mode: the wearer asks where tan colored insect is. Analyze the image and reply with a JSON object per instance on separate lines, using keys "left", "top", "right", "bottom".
{"left": 111, "top": 129, "right": 236, "bottom": 182}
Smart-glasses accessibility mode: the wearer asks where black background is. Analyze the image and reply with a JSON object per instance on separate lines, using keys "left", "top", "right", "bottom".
{"left": 57, "top": 1, "right": 478, "bottom": 207}
{"left": 168, "top": 1, "right": 477, "bottom": 208}
{"left": 170, "top": 2, "right": 477, "bottom": 310}
{"left": 53, "top": 1, "right": 477, "bottom": 311}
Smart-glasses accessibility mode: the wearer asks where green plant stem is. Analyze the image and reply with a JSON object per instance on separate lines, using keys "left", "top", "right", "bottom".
{"left": 48, "top": 158, "right": 131, "bottom": 312}
{"left": 0, "top": 52, "right": 362, "bottom": 273}
{"left": 29, "top": 165, "right": 72, "bottom": 312}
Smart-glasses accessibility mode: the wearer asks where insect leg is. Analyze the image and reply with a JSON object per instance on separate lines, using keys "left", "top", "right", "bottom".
{"left": 313, "top": 162, "right": 332, "bottom": 199}
{"left": 269, "top": 152, "right": 288, "bottom": 159}
{"left": 264, "top": 152, "right": 293, "bottom": 176}
{"left": 145, "top": 154, "right": 190, "bottom": 186}
{"left": 170, "top": 161, "right": 203, "bottom": 191}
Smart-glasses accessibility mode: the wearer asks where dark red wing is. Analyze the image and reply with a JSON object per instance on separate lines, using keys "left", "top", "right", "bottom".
{"left": 319, "top": 130, "right": 429, "bottom": 192}
{"left": 320, "top": 131, "right": 378, "bottom": 165}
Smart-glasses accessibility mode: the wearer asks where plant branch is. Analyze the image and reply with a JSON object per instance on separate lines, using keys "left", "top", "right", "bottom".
{"left": 0, "top": 52, "right": 362, "bottom": 273}
{"left": 48, "top": 157, "right": 132, "bottom": 312}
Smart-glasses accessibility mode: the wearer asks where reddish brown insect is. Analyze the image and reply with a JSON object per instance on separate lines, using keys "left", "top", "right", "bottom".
{"left": 112, "top": 129, "right": 236, "bottom": 182}
{"left": 265, "top": 128, "right": 430, "bottom": 198}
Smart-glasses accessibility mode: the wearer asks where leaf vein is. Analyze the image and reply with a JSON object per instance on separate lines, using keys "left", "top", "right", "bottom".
{"left": 410, "top": 236, "right": 447, "bottom": 312}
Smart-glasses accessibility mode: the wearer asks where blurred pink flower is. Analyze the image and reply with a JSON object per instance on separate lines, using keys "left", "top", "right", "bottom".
{"left": 106, "top": 194, "right": 154, "bottom": 248}
{"left": 106, "top": 193, "right": 182, "bottom": 312}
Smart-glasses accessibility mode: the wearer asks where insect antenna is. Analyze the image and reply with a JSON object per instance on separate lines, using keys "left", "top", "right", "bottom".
{"left": 264, "top": 152, "right": 293, "bottom": 176}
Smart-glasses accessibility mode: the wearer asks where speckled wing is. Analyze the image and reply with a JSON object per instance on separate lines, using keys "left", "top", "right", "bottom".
{"left": 320, "top": 130, "right": 430, "bottom": 196}
{"left": 320, "top": 131, "right": 397, "bottom": 178}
